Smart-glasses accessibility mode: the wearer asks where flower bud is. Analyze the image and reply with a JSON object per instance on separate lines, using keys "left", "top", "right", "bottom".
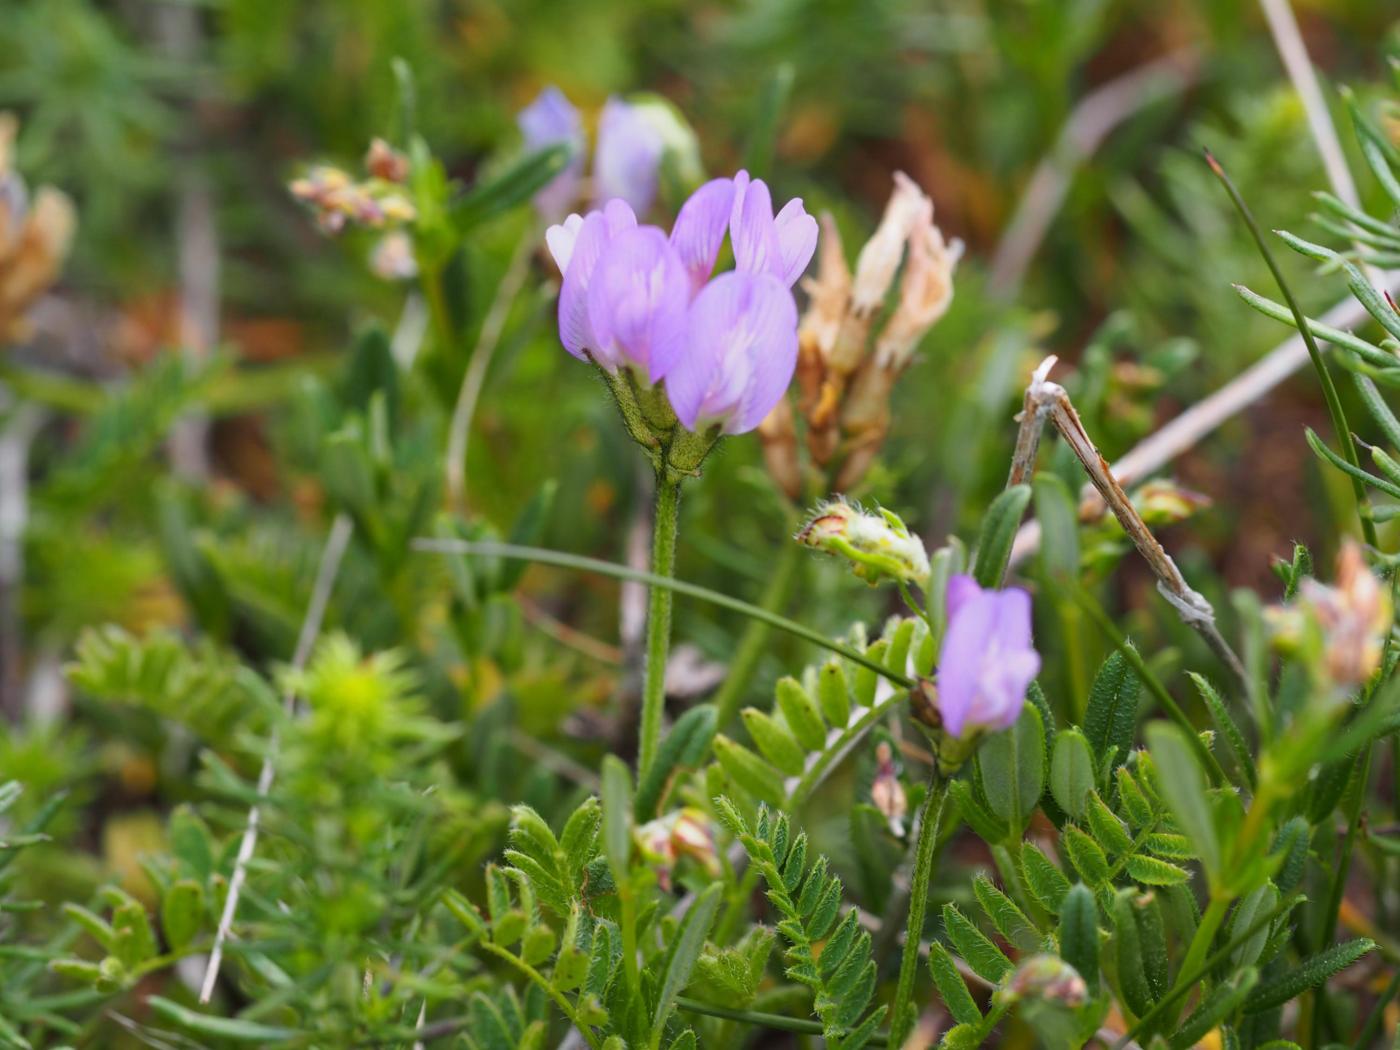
{"left": 364, "top": 137, "right": 410, "bottom": 183}
{"left": 933, "top": 576, "right": 1040, "bottom": 743}
{"left": 870, "top": 740, "right": 908, "bottom": 836}
{"left": 1276, "top": 539, "right": 1393, "bottom": 690}
{"left": 635, "top": 807, "right": 719, "bottom": 891}
{"left": 1000, "top": 955, "right": 1088, "bottom": 1008}
{"left": 796, "top": 498, "right": 930, "bottom": 586}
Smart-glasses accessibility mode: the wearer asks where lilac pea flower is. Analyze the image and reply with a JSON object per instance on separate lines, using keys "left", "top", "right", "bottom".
{"left": 669, "top": 176, "right": 739, "bottom": 293}
{"left": 518, "top": 87, "right": 586, "bottom": 221}
{"left": 730, "top": 170, "right": 819, "bottom": 288}
{"left": 593, "top": 98, "right": 666, "bottom": 216}
{"left": 936, "top": 574, "right": 1041, "bottom": 740}
{"left": 664, "top": 270, "right": 798, "bottom": 435}
{"left": 551, "top": 199, "right": 637, "bottom": 361}
{"left": 585, "top": 226, "right": 691, "bottom": 381}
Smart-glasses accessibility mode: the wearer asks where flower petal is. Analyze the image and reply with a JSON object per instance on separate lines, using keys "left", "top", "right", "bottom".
{"left": 773, "top": 198, "right": 818, "bottom": 286}
{"left": 518, "top": 87, "right": 586, "bottom": 219}
{"left": 557, "top": 201, "right": 636, "bottom": 360}
{"left": 944, "top": 574, "right": 982, "bottom": 624}
{"left": 585, "top": 225, "right": 690, "bottom": 380}
{"left": 669, "top": 176, "right": 737, "bottom": 291}
{"left": 593, "top": 98, "right": 665, "bottom": 215}
{"left": 545, "top": 212, "right": 584, "bottom": 273}
{"left": 730, "top": 174, "right": 780, "bottom": 279}
{"left": 665, "top": 270, "right": 797, "bottom": 434}
{"left": 935, "top": 591, "right": 999, "bottom": 739}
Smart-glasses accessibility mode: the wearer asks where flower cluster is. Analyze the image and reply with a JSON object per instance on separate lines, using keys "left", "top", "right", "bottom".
{"left": 0, "top": 113, "right": 76, "bottom": 345}
{"left": 545, "top": 170, "right": 816, "bottom": 455}
{"left": 520, "top": 87, "right": 697, "bottom": 221}
{"left": 795, "top": 497, "right": 929, "bottom": 586}
{"left": 289, "top": 138, "right": 415, "bottom": 234}
{"left": 760, "top": 172, "right": 962, "bottom": 496}
{"left": 1268, "top": 539, "right": 1393, "bottom": 691}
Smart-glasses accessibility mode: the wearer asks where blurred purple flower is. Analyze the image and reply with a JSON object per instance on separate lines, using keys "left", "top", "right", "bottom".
{"left": 593, "top": 98, "right": 666, "bottom": 216}
{"left": 936, "top": 575, "right": 1040, "bottom": 739}
{"left": 546, "top": 169, "right": 816, "bottom": 434}
{"left": 517, "top": 87, "right": 586, "bottom": 221}
{"left": 518, "top": 89, "right": 667, "bottom": 220}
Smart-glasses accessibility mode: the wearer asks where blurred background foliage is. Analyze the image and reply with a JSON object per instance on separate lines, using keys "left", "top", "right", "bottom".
{"left": 2, "top": 0, "right": 1400, "bottom": 1043}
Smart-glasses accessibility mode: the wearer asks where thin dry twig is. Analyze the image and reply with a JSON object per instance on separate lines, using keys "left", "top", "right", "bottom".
{"left": 199, "top": 512, "right": 354, "bottom": 1003}
{"left": 1009, "top": 272, "right": 1400, "bottom": 567}
{"left": 1014, "top": 357, "right": 1248, "bottom": 685}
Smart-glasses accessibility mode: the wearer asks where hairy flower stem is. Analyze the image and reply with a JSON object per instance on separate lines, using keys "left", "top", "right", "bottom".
{"left": 638, "top": 474, "right": 682, "bottom": 777}
{"left": 710, "top": 540, "right": 802, "bottom": 731}
{"left": 889, "top": 772, "right": 948, "bottom": 1047}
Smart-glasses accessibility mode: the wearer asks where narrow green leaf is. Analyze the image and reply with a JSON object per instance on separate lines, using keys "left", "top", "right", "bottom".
{"left": 943, "top": 904, "right": 1012, "bottom": 984}
{"left": 1050, "top": 729, "right": 1095, "bottom": 821}
{"left": 1063, "top": 825, "right": 1110, "bottom": 887}
{"left": 973, "top": 875, "right": 1039, "bottom": 952}
{"left": 146, "top": 996, "right": 300, "bottom": 1042}
{"left": 972, "top": 485, "right": 1032, "bottom": 588}
{"left": 928, "top": 942, "right": 982, "bottom": 1026}
{"left": 1188, "top": 674, "right": 1256, "bottom": 789}
{"left": 978, "top": 703, "right": 1045, "bottom": 833}
{"left": 1058, "top": 883, "right": 1099, "bottom": 988}
{"left": 1021, "top": 842, "right": 1071, "bottom": 914}
{"left": 741, "top": 708, "right": 806, "bottom": 777}
{"left": 1084, "top": 650, "right": 1140, "bottom": 773}
{"left": 775, "top": 676, "right": 828, "bottom": 751}
{"left": 1086, "top": 792, "right": 1133, "bottom": 856}
{"left": 1125, "top": 855, "right": 1190, "bottom": 886}
{"left": 712, "top": 735, "right": 786, "bottom": 806}
{"left": 1243, "top": 938, "right": 1376, "bottom": 1013}
{"left": 601, "top": 756, "right": 633, "bottom": 884}
{"left": 1145, "top": 723, "right": 1221, "bottom": 885}
{"left": 816, "top": 659, "right": 851, "bottom": 727}
{"left": 651, "top": 884, "right": 723, "bottom": 1044}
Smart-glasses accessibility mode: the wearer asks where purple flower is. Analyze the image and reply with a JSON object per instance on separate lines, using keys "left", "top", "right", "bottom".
{"left": 518, "top": 87, "right": 586, "bottom": 221}
{"left": 730, "top": 170, "right": 818, "bottom": 287}
{"left": 593, "top": 98, "right": 666, "bottom": 216}
{"left": 936, "top": 575, "right": 1040, "bottom": 739}
{"left": 546, "top": 170, "right": 816, "bottom": 435}
{"left": 518, "top": 90, "right": 664, "bottom": 220}
{"left": 666, "top": 270, "right": 798, "bottom": 434}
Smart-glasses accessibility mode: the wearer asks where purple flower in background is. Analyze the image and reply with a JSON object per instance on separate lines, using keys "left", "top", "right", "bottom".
{"left": 593, "top": 98, "right": 666, "bottom": 216}
{"left": 518, "top": 87, "right": 586, "bottom": 221}
{"left": 546, "top": 169, "right": 816, "bottom": 435}
{"left": 518, "top": 89, "right": 667, "bottom": 220}
{"left": 936, "top": 575, "right": 1040, "bottom": 739}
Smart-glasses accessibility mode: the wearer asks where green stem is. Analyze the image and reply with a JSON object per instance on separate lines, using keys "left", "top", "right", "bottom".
{"left": 711, "top": 540, "right": 802, "bottom": 731}
{"left": 1310, "top": 745, "right": 1373, "bottom": 1048}
{"left": 675, "top": 996, "right": 888, "bottom": 1046}
{"left": 481, "top": 942, "right": 603, "bottom": 1050}
{"left": 411, "top": 539, "right": 912, "bottom": 688}
{"left": 889, "top": 773, "right": 949, "bottom": 1048}
{"left": 1205, "top": 149, "right": 1377, "bottom": 547}
{"left": 1167, "top": 893, "right": 1231, "bottom": 1020}
{"left": 639, "top": 474, "right": 682, "bottom": 777}
{"left": 1068, "top": 578, "right": 1229, "bottom": 786}
{"left": 1115, "top": 892, "right": 1303, "bottom": 1049}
